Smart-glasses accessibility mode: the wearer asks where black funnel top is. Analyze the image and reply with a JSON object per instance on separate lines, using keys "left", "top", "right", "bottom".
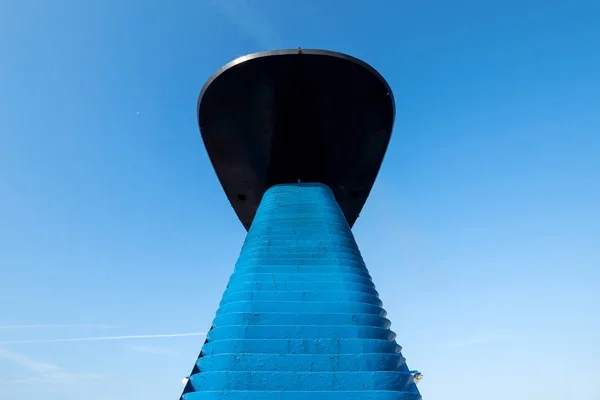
{"left": 198, "top": 49, "right": 395, "bottom": 230}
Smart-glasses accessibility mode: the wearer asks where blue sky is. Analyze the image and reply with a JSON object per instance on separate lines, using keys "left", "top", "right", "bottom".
{"left": 1, "top": 0, "right": 599, "bottom": 399}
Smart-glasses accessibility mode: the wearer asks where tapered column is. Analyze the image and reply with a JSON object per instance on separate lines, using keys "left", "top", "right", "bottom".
{"left": 181, "top": 183, "right": 420, "bottom": 399}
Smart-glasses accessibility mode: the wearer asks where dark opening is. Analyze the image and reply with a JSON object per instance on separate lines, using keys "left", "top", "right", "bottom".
{"left": 237, "top": 193, "right": 247, "bottom": 201}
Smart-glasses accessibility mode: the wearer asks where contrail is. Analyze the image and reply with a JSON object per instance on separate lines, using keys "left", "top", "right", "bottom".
{"left": 0, "top": 324, "right": 118, "bottom": 330}
{"left": 0, "top": 332, "right": 206, "bottom": 345}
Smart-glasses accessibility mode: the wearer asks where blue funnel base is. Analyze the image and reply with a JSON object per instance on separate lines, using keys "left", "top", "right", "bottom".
{"left": 182, "top": 183, "right": 420, "bottom": 399}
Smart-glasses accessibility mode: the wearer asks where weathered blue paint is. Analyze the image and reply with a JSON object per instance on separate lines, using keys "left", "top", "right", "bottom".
{"left": 182, "top": 183, "right": 420, "bottom": 399}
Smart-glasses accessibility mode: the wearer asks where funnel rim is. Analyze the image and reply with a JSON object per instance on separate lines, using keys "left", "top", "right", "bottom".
{"left": 197, "top": 49, "right": 395, "bottom": 124}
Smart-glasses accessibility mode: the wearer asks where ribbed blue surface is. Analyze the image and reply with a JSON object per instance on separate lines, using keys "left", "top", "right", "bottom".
{"left": 182, "top": 183, "right": 420, "bottom": 399}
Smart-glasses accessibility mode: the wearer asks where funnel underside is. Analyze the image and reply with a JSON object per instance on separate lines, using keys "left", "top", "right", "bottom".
{"left": 198, "top": 49, "right": 395, "bottom": 230}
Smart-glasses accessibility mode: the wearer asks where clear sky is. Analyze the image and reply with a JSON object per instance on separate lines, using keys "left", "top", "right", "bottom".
{"left": 1, "top": 0, "right": 599, "bottom": 399}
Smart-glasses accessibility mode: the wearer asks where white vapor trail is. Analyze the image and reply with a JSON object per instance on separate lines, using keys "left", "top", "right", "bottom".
{"left": 0, "top": 332, "right": 206, "bottom": 345}
{"left": 0, "top": 324, "right": 118, "bottom": 330}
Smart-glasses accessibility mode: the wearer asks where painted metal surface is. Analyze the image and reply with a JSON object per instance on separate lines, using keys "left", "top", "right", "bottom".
{"left": 181, "top": 183, "right": 420, "bottom": 399}
{"left": 197, "top": 49, "right": 395, "bottom": 230}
